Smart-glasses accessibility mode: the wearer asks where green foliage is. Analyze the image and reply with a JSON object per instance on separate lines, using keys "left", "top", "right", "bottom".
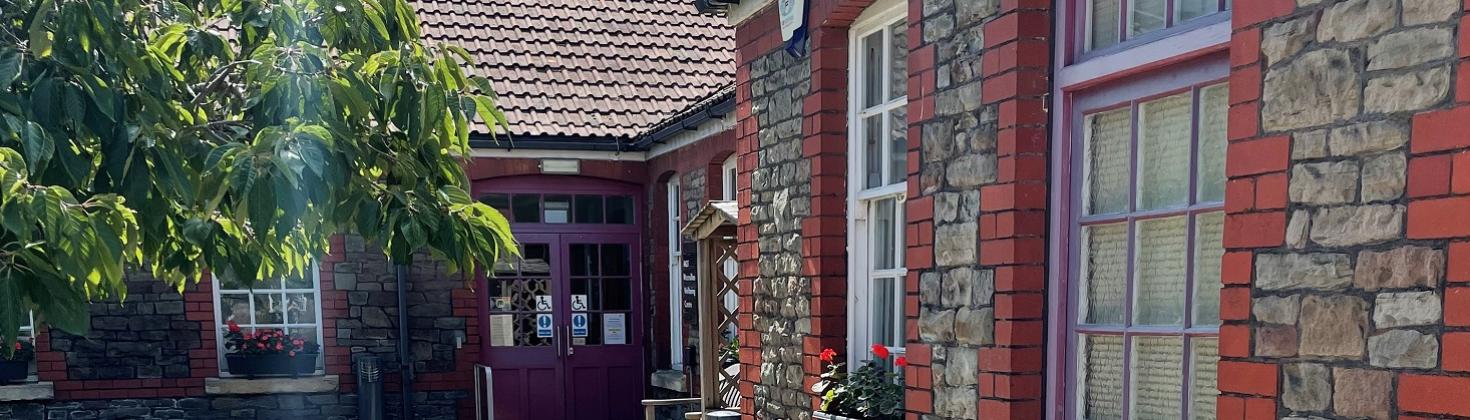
{"left": 811, "top": 349, "right": 903, "bottom": 420}
{"left": 0, "top": 0, "right": 517, "bottom": 354}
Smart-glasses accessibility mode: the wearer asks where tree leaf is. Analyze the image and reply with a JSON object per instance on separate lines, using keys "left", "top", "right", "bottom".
{"left": 0, "top": 49, "right": 21, "bottom": 87}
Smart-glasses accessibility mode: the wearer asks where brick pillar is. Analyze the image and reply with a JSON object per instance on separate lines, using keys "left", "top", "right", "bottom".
{"left": 1224, "top": 0, "right": 1469, "bottom": 418}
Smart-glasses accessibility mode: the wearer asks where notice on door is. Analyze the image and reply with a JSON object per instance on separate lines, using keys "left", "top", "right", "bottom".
{"left": 571, "top": 295, "right": 589, "bottom": 311}
{"left": 571, "top": 313, "right": 589, "bottom": 337}
{"left": 536, "top": 313, "right": 554, "bottom": 338}
{"left": 603, "top": 313, "right": 626, "bottom": 345}
{"left": 535, "top": 295, "right": 553, "bottom": 311}
{"left": 490, "top": 314, "right": 514, "bottom": 347}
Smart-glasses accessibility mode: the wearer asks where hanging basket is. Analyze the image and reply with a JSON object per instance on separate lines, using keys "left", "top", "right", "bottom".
{"left": 0, "top": 359, "right": 28, "bottom": 383}
{"left": 225, "top": 353, "right": 319, "bottom": 377}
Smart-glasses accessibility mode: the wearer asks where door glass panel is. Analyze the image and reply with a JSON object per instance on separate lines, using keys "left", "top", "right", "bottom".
{"left": 601, "top": 244, "right": 630, "bottom": 276}
{"left": 544, "top": 195, "right": 571, "bottom": 224}
{"left": 570, "top": 244, "right": 600, "bottom": 277}
{"left": 1130, "top": 336, "right": 1184, "bottom": 418}
{"left": 1080, "top": 334, "right": 1124, "bottom": 419}
{"left": 1082, "top": 222, "right": 1127, "bottom": 325}
{"left": 1134, "top": 216, "right": 1188, "bottom": 326}
{"left": 1085, "top": 108, "right": 1131, "bottom": 215}
{"left": 601, "top": 279, "right": 632, "bottom": 311}
{"left": 574, "top": 195, "right": 604, "bottom": 224}
{"left": 522, "top": 244, "right": 552, "bottom": 275}
{"left": 512, "top": 194, "right": 541, "bottom": 223}
{"left": 488, "top": 279, "right": 552, "bottom": 312}
{"left": 605, "top": 195, "right": 634, "bottom": 224}
{"left": 1138, "top": 92, "right": 1193, "bottom": 211}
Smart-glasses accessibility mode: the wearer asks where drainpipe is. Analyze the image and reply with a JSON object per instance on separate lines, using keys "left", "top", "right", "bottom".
{"left": 395, "top": 262, "right": 415, "bottom": 419}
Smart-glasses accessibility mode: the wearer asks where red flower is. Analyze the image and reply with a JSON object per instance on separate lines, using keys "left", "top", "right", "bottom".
{"left": 288, "top": 351, "right": 297, "bottom": 357}
{"left": 895, "top": 356, "right": 908, "bottom": 367}
{"left": 12, "top": 342, "right": 19, "bottom": 351}
{"left": 275, "top": 343, "right": 284, "bottom": 350}
{"left": 227, "top": 321, "right": 240, "bottom": 333}
{"left": 871, "top": 344, "right": 890, "bottom": 360}
{"left": 819, "top": 348, "right": 836, "bottom": 363}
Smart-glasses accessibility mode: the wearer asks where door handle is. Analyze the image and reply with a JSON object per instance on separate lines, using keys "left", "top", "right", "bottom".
{"left": 564, "top": 324, "right": 574, "bottom": 356}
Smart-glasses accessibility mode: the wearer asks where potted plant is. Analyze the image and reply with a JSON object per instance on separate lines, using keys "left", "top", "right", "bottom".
{"left": 810, "top": 344, "right": 905, "bottom": 420}
{"left": 0, "top": 340, "right": 33, "bottom": 383}
{"left": 223, "top": 321, "right": 320, "bottom": 377}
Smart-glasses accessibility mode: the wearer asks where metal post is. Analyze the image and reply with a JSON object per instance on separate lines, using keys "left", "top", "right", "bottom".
{"left": 395, "top": 263, "right": 414, "bottom": 419}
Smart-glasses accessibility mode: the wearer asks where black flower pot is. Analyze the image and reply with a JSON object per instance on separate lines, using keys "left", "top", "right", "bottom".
{"left": 0, "top": 359, "right": 28, "bottom": 383}
{"left": 225, "top": 353, "right": 319, "bottom": 377}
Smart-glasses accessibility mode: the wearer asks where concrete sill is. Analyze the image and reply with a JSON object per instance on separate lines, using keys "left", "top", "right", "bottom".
{"left": 650, "top": 370, "right": 687, "bottom": 392}
{"left": 205, "top": 375, "right": 339, "bottom": 395}
{"left": 0, "top": 382, "right": 54, "bottom": 401}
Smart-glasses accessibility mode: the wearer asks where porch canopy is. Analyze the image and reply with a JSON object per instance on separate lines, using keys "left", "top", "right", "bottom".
{"left": 678, "top": 200, "right": 740, "bottom": 417}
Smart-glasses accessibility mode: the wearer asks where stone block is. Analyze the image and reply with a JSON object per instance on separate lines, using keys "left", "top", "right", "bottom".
{"left": 1292, "top": 129, "right": 1328, "bottom": 160}
{"left": 1355, "top": 245, "right": 1443, "bottom": 290}
{"left": 919, "top": 308, "right": 956, "bottom": 343}
{"left": 942, "top": 268, "right": 974, "bottom": 308}
{"left": 1367, "top": 28, "right": 1454, "bottom": 71}
{"left": 971, "top": 269, "right": 995, "bottom": 307}
{"left": 1253, "top": 294, "right": 1302, "bottom": 325}
{"left": 1333, "top": 368, "right": 1392, "bottom": 419}
{"left": 935, "top": 222, "right": 977, "bottom": 266}
{"left": 1263, "top": 49, "right": 1361, "bottom": 131}
{"left": 1363, "top": 66, "right": 1450, "bottom": 114}
{"left": 934, "top": 386, "right": 978, "bottom": 419}
{"left": 1289, "top": 161, "right": 1359, "bottom": 205}
{"left": 943, "top": 347, "right": 977, "bottom": 386}
{"left": 1317, "top": 0, "right": 1398, "bottom": 42}
{"left": 1360, "top": 152, "right": 1406, "bottom": 202}
{"left": 1262, "top": 15, "right": 1319, "bottom": 66}
{"left": 920, "top": 272, "right": 943, "bottom": 306}
{"left": 1283, "top": 363, "right": 1331, "bottom": 411}
{"left": 1255, "top": 253, "right": 1353, "bottom": 291}
{"left": 1368, "top": 329, "right": 1438, "bottom": 368}
{"left": 1286, "top": 210, "right": 1311, "bottom": 249}
{"left": 1403, "top": 0, "right": 1460, "bottom": 25}
{"left": 954, "top": 308, "right": 993, "bottom": 346}
{"left": 1298, "top": 295, "right": 1368, "bottom": 359}
{"left": 1373, "top": 291, "right": 1441, "bottom": 328}
{"left": 1257, "top": 324, "right": 1300, "bottom": 358}
{"left": 955, "top": 0, "right": 999, "bottom": 26}
{"left": 945, "top": 154, "right": 996, "bottom": 188}
{"left": 1328, "top": 120, "right": 1408, "bottom": 157}
{"left": 1309, "top": 205, "right": 1404, "bottom": 247}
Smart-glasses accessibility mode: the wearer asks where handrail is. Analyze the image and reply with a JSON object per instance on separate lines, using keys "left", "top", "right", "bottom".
{"left": 641, "top": 397, "right": 702, "bottom": 420}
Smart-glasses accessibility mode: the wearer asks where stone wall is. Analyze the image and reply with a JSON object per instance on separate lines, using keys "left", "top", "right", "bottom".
{"left": 911, "top": 0, "right": 999, "bottom": 418}
{"left": 56, "top": 272, "right": 198, "bottom": 382}
{"left": 1223, "top": 0, "right": 1470, "bottom": 418}
{"left": 743, "top": 43, "right": 814, "bottom": 420}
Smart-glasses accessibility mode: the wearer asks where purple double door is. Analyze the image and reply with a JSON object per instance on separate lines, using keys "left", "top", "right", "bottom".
{"left": 474, "top": 177, "right": 646, "bottom": 420}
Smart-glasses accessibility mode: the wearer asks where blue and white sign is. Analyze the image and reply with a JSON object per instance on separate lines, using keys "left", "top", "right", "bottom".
{"left": 536, "top": 313, "right": 554, "bottom": 338}
{"left": 779, "top": 0, "right": 809, "bottom": 57}
{"left": 571, "top": 313, "right": 589, "bottom": 337}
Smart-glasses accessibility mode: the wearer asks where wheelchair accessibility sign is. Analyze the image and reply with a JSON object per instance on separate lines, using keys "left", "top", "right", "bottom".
{"left": 571, "top": 313, "right": 589, "bottom": 337}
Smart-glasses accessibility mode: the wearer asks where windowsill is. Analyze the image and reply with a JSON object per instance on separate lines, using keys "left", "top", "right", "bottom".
{"left": 651, "top": 370, "right": 687, "bottom": 392}
{"left": 0, "top": 382, "right": 54, "bottom": 402}
{"left": 205, "top": 375, "right": 339, "bottom": 395}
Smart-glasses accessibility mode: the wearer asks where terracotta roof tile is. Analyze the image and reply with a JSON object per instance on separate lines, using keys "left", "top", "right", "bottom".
{"left": 414, "top": 0, "right": 734, "bottom": 139}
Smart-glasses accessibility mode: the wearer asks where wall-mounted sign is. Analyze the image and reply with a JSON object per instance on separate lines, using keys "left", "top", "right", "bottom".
{"left": 536, "top": 313, "right": 554, "bottom": 338}
{"left": 535, "top": 295, "right": 553, "bottom": 311}
{"left": 604, "top": 313, "right": 626, "bottom": 345}
{"left": 779, "top": 0, "right": 809, "bottom": 57}
{"left": 490, "top": 314, "right": 514, "bottom": 347}
{"left": 571, "top": 294, "right": 589, "bottom": 311}
{"left": 571, "top": 313, "right": 589, "bottom": 337}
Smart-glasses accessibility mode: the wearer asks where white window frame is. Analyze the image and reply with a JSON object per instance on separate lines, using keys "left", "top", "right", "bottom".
{"left": 720, "top": 156, "right": 740, "bottom": 331}
{"left": 212, "top": 263, "right": 326, "bottom": 376}
{"left": 721, "top": 156, "right": 737, "bottom": 202}
{"left": 846, "top": 0, "right": 908, "bottom": 364}
{"left": 667, "top": 178, "right": 685, "bottom": 370}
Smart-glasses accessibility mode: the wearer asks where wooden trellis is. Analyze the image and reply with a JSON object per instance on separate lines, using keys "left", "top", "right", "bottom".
{"left": 680, "top": 201, "right": 741, "bottom": 413}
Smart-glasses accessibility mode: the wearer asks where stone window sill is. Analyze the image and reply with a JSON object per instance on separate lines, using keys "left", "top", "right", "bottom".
{"left": 650, "top": 370, "right": 687, "bottom": 392}
{"left": 0, "top": 382, "right": 54, "bottom": 402}
{"left": 205, "top": 375, "right": 339, "bottom": 395}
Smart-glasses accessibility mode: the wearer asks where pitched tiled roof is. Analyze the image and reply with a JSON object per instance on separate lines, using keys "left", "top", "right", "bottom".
{"left": 415, "top": 0, "right": 735, "bottom": 139}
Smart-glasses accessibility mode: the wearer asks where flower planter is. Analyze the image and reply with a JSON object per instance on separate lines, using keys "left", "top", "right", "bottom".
{"left": 812, "top": 412, "right": 863, "bottom": 420}
{"left": 225, "top": 353, "right": 319, "bottom": 377}
{"left": 0, "top": 359, "right": 28, "bottom": 383}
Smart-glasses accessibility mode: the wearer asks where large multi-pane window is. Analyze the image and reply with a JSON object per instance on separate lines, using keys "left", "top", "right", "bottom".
{"left": 1086, "top": 0, "right": 1231, "bottom": 51}
{"left": 848, "top": 0, "right": 907, "bottom": 362}
{"left": 215, "top": 267, "right": 324, "bottom": 375}
{"left": 1072, "top": 82, "right": 1226, "bottom": 419}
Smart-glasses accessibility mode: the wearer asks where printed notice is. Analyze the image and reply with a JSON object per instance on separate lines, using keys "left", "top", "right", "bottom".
{"left": 536, "top": 313, "right": 554, "bottom": 338}
{"left": 603, "top": 313, "right": 626, "bottom": 345}
{"left": 489, "top": 314, "right": 514, "bottom": 347}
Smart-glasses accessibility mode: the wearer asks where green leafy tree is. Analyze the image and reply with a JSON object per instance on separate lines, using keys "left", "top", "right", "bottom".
{"left": 0, "top": 0, "right": 517, "bottom": 350}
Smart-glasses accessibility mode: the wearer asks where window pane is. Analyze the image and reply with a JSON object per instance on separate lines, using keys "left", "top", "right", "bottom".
{"left": 863, "top": 31, "right": 884, "bottom": 108}
{"left": 1130, "top": 336, "right": 1184, "bottom": 419}
{"left": 254, "top": 293, "right": 284, "bottom": 324}
{"left": 605, "top": 195, "right": 633, "bottom": 224}
{"left": 1134, "top": 216, "right": 1188, "bottom": 326}
{"left": 574, "top": 195, "right": 604, "bottom": 224}
{"left": 601, "top": 244, "right": 631, "bottom": 276}
{"left": 1080, "top": 334, "right": 1124, "bottom": 419}
{"left": 1129, "top": 0, "right": 1167, "bottom": 37}
{"left": 1090, "top": 0, "right": 1121, "bottom": 50}
{"left": 1084, "top": 108, "right": 1131, "bottom": 215}
{"left": 1190, "top": 338, "right": 1220, "bottom": 419}
{"left": 287, "top": 327, "right": 320, "bottom": 347}
{"left": 284, "top": 270, "right": 312, "bottom": 290}
{"left": 1082, "top": 223, "right": 1128, "bottom": 325}
{"left": 544, "top": 195, "right": 571, "bottom": 224}
{"left": 889, "top": 106, "right": 908, "bottom": 185}
{"left": 1197, "top": 84, "right": 1228, "bottom": 203}
{"left": 1177, "top": 0, "right": 1217, "bottom": 21}
{"left": 285, "top": 293, "right": 316, "bottom": 325}
{"left": 570, "top": 244, "right": 599, "bottom": 277}
{"left": 1193, "top": 212, "right": 1224, "bottom": 327}
{"left": 865, "top": 115, "right": 884, "bottom": 189}
{"left": 512, "top": 194, "right": 541, "bottom": 223}
{"left": 1137, "top": 92, "right": 1192, "bottom": 211}
{"left": 872, "top": 277, "right": 897, "bottom": 348}
{"left": 221, "top": 294, "right": 251, "bottom": 324}
{"left": 480, "top": 193, "right": 511, "bottom": 216}
{"left": 522, "top": 243, "right": 552, "bottom": 276}
{"left": 873, "top": 198, "right": 898, "bottom": 270}
{"left": 888, "top": 21, "right": 907, "bottom": 101}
